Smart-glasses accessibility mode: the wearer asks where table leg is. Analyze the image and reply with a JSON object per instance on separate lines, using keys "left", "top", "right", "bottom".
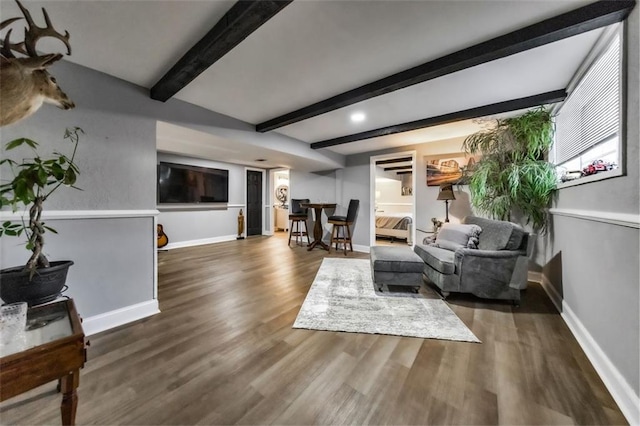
{"left": 61, "top": 369, "right": 79, "bottom": 426}
{"left": 307, "top": 207, "right": 330, "bottom": 251}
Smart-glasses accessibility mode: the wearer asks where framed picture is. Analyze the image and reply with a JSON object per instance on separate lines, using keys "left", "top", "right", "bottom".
{"left": 275, "top": 184, "right": 288, "bottom": 204}
{"left": 425, "top": 153, "right": 480, "bottom": 186}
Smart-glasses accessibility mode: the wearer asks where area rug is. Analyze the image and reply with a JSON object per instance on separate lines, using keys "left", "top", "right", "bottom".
{"left": 293, "top": 258, "right": 480, "bottom": 343}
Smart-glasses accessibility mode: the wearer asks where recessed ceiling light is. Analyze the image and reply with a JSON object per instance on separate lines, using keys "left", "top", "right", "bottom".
{"left": 350, "top": 112, "right": 366, "bottom": 123}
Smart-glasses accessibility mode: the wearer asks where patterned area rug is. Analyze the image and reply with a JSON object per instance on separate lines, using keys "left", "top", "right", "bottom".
{"left": 293, "top": 258, "right": 480, "bottom": 343}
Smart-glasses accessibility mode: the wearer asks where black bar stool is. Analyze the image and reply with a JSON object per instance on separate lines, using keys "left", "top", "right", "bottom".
{"left": 288, "top": 198, "right": 310, "bottom": 246}
{"left": 328, "top": 199, "right": 359, "bottom": 255}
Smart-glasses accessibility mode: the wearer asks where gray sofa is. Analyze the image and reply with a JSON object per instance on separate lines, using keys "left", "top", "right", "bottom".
{"left": 413, "top": 216, "right": 528, "bottom": 302}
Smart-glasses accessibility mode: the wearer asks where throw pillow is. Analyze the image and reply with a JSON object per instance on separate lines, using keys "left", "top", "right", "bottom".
{"left": 434, "top": 223, "right": 482, "bottom": 251}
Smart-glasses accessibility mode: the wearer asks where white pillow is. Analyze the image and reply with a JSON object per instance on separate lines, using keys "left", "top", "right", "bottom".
{"left": 434, "top": 223, "right": 482, "bottom": 251}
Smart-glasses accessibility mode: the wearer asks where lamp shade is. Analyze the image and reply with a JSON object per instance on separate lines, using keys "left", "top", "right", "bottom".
{"left": 437, "top": 183, "right": 456, "bottom": 201}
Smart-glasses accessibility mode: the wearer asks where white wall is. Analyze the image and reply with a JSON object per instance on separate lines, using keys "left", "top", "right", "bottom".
{"left": 376, "top": 179, "right": 412, "bottom": 215}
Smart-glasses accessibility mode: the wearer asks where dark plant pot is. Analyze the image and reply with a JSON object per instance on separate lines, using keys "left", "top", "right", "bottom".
{"left": 0, "top": 261, "right": 73, "bottom": 306}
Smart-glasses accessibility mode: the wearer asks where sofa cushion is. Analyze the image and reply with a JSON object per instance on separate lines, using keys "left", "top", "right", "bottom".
{"left": 370, "top": 246, "right": 424, "bottom": 273}
{"left": 433, "top": 223, "right": 482, "bottom": 251}
{"left": 462, "top": 216, "right": 525, "bottom": 251}
{"left": 414, "top": 244, "right": 455, "bottom": 275}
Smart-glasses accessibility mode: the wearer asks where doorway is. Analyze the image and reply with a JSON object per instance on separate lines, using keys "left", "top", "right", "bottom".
{"left": 370, "top": 152, "right": 416, "bottom": 247}
{"left": 272, "top": 169, "right": 290, "bottom": 234}
{"left": 246, "top": 170, "right": 263, "bottom": 236}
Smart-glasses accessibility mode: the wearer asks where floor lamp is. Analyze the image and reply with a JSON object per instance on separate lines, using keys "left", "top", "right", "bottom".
{"left": 437, "top": 183, "right": 455, "bottom": 222}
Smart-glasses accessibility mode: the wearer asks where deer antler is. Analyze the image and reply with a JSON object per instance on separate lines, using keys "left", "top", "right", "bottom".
{"left": 18, "top": 0, "right": 71, "bottom": 57}
{"left": 0, "top": 18, "right": 24, "bottom": 58}
{"left": 0, "top": 0, "right": 71, "bottom": 59}
{"left": 1, "top": 29, "right": 19, "bottom": 58}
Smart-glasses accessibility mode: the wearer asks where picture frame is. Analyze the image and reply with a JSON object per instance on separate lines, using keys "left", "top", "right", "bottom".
{"left": 425, "top": 153, "right": 480, "bottom": 186}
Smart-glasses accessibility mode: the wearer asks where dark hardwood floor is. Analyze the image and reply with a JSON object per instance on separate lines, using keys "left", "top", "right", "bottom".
{"left": 0, "top": 232, "right": 627, "bottom": 425}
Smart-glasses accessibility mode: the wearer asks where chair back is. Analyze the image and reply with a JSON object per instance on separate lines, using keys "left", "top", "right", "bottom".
{"left": 345, "top": 199, "right": 360, "bottom": 223}
{"left": 290, "top": 198, "right": 309, "bottom": 215}
{"left": 462, "top": 215, "right": 526, "bottom": 252}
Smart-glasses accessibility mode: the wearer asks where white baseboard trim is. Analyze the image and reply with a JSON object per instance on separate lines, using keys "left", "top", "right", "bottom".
{"left": 534, "top": 274, "right": 639, "bottom": 425}
{"left": 83, "top": 299, "right": 160, "bottom": 337}
{"left": 353, "top": 244, "right": 370, "bottom": 253}
{"left": 549, "top": 208, "right": 640, "bottom": 229}
{"left": 157, "top": 204, "right": 244, "bottom": 212}
{"left": 163, "top": 235, "right": 237, "bottom": 250}
{"left": 531, "top": 272, "right": 563, "bottom": 313}
{"left": 527, "top": 271, "right": 543, "bottom": 286}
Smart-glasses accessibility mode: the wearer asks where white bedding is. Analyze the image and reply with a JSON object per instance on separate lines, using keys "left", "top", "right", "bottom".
{"left": 375, "top": 212, "right": 413, "bottom": 230}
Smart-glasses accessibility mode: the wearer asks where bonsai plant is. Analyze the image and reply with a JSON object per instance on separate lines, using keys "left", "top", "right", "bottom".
{"left": 0, "top": 127, "right": 82, "bottom": 305}
{"left": 462, "top": 107, "right": 557, "bottom": 232}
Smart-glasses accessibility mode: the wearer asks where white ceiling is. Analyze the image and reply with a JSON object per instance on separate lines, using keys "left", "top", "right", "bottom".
{"left": 1, "top": 0, "right": 608, "bottom": 170}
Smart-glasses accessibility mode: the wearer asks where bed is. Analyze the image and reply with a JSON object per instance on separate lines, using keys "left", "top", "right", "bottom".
{"left": 375, "top": 212, "right": 413, "bottom": 244}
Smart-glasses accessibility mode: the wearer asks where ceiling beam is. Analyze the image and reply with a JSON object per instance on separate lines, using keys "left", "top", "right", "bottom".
{"left": 375, "top": 156, "right": 412, "bottom": 165}
{"left": 384, "top": 165, "right": 412, "bottom": 171}
{"left": 151, "top": 0, "right": 293, "bottom": 102}
{"left": 310, "top": 89, "right": 567, "bottom": 149}
{"left": 257, "top": 0, "right": 634, "bottom": 132}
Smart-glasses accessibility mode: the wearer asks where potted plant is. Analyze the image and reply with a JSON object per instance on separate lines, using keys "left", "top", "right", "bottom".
{"left": 0, "top": 127, "right": 82, "bottom": 306}
{"left": 462, "top": 107, "right": 557, "bottom": 232}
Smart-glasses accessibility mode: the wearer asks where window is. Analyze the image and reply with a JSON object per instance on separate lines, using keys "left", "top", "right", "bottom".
{"left": 552, "top": 27, "right": 623, "bottom": 186}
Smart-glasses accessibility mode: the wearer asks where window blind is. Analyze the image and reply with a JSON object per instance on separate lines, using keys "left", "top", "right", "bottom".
{"left": 554, "top": 34, "right": 620, "bottom": 165}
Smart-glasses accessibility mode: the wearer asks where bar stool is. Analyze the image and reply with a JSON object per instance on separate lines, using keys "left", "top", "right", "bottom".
{"left": 288, "top": 198, "right": 310, "bottom": 246}
{"left": 328, "top": 199, "right": 359, "bottom": 255}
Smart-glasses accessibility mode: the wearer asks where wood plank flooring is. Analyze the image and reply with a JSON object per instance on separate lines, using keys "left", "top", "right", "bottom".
{"left": 0, "top": 232, "right": 627, "bottom": 425}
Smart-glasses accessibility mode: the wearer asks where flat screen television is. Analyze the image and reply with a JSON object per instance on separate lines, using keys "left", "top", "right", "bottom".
{"left": 157, "top": 162, "right": 229, "bottom": 204}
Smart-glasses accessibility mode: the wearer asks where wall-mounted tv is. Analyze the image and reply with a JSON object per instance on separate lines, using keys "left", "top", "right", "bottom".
{"left": 157, "top": 162, "right": 229, "bottom": 204}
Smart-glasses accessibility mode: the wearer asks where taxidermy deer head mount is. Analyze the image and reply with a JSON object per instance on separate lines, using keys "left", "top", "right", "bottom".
{"left": 0, "top": 0, "right": 75, "bottom": 127}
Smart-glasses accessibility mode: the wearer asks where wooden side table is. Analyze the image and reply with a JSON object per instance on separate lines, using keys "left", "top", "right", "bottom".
{"left": 1, "top": 299, "right": 86, "bottom": 425}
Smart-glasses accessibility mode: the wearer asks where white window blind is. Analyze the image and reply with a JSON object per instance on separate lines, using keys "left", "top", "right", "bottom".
{"left": 554, "top": 34, "right": 620, "bottom": 165}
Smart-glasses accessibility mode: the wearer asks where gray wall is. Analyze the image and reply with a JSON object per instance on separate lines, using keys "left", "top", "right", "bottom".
{"left": 157, "top": 153, "right": 251, "bottom": 245}
{"left": 541, "top": 9, "right": 639, "bottom": 400}
{"left": 1, "top": 60, "right": 158, "bottom": 318}
{"left": 336, "top": 137, "right": 474, "bottom": 247}
{"left": 322, "top": 6, "right": 638, "bottom": 408}
{"left": 290, "top": 169, "right": 338, "bottom": 241}
{"left": 1, "top": 218, "right": 154, "bottom": 314}
{"left": 0, "top": 59, "right": 341, "bottom": 319}
{"left": 293, "top": 13, "right": 640, "bottom": 406}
